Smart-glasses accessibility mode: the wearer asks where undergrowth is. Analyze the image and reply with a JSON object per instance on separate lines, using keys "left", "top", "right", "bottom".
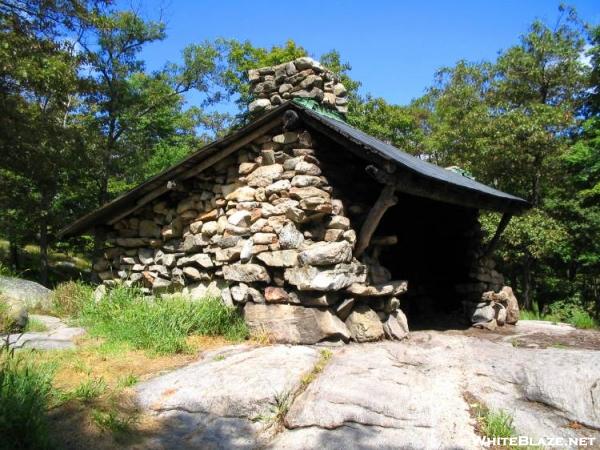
{"left": 53, "top": 283, "right": 248, "bottom": 355}
{"left": 0, "top": 344, "right": 55, "bottom": 450}
{"left": 520, "top": 302, "right": 598, "bottom": 329}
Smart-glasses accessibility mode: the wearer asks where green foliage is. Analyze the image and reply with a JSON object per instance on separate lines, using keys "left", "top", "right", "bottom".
{"left": 61, "top": 377, "right": 107, "bottom": 403}
{"left": 77, "top": 285, "right": 248, "bottom": 354}
{"left": 0, "top": 345, "right": 55, "bottom": 450}
{"left": 217, "top": 38, "right": 307, "bottom": 111}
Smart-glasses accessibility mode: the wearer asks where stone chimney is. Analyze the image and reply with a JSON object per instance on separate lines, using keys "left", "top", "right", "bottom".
{"left": 247, "top": 57, "right": 348, "bottom": 116}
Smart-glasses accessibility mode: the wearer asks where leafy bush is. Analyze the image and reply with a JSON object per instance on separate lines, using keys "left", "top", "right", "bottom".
{"left": 51, "top": 281, "right": 94, "bottom": 317}
{"left": 78, "top": 286, "right": 248, "bottom": 354}
{"left": 0, "top": 345, "right": 55, "bottom": 450}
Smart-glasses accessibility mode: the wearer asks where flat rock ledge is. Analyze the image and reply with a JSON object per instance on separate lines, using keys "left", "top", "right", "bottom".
{"left": 132, "top": 323, "right": 600, "bottom": 450}
{"left": 3, "top": 314, "right": 85, "bottom": 350}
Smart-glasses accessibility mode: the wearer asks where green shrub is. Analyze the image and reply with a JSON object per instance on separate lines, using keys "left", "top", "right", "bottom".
{"left": 569, "top": 310, "right": 597, "bottom": 329}
{"left": 0, "top": 345, "right": 55, "bottom": 450}
{"left": 480, "top": 409, "right": 515, "bottom": 439}
{"left": 79, "top": 286, "right": 248, "bottom": 354}
{"left": 51, "top": 281, "right": 93, "bottom": 317}
{"left": 521, "top": 298, "right": 598, "bottom": 329}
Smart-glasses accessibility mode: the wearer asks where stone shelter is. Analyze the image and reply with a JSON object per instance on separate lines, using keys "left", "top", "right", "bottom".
{"left": 61, "top": 57, "right": 529, "bottom": 344}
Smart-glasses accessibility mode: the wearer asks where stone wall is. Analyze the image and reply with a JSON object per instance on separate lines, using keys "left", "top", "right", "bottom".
{"left": 247, "top": 57, "right": 348, "bottom": 115}
{"left": 93, "top": 124, "right": 409, "bottom": 344}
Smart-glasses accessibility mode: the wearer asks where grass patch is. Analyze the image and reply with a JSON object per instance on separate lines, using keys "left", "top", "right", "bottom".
{"left": 0, "top": 345, "right": 55, "bottom": 450}
{"left": 569, "top": 310, "right": 598, "bottom": 329}
{"left": 51, "top": 281, "right": 94, "bottom": 318}
{"left": 520, "top": 308, "right": 598, "bottom": 330}
{"left": 300, "top": 349, "right": 333, "bottom": 389}
{"left": 77, "top": 285, "right": 248, "bottom": 354}
{"left": 24, "top": 317, "right": 49, "bottom": 333}
{"left": 91, "top": 408, "right": 137, "bottom": 435}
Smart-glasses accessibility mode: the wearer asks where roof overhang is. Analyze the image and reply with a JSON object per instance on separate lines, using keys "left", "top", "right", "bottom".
{"left": 59, "top": 102, "right": 530, "bottom": 238}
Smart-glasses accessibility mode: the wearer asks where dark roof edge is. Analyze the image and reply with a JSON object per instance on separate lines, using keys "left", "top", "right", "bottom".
{"left": 59, "top": 103, "right": 290, "bottom": 238}
{"left": 60, "top": 101, "right": 530, "bottom": 238}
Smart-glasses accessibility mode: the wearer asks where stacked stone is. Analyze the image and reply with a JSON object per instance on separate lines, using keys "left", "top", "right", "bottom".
{"left": 247, "top": 57, "right": 349, "bottom": 115}
{"left": 93, "top": 127, "right": 409, "bottom": 344}
{"left": 470, "top": 286, "right": 520, "bottom": 330}
{"left": 454, "top": 220, "right": 512, "bottom": 327}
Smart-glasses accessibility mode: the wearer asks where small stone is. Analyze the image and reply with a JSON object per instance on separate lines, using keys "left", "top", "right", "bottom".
{"left": 273, "top": 132, "right": 298, "bottom": 144}
{"left": 383, "top": 309, "right": 409, "bottom": 340}
{"left": 182, "top": 234, "right": 208, "bottom": 253}
{"left": 178, "top": 253, "right": 213, "bottom": 269}
{"left": 295, "top": 161, "right": 321, "bottom": 176}
{"left": 228, "top": 210, "right": 252, "bottom": 227}
{"left": 345, "top": 304, "right": 384, "bottom": 343}
{"left": 139, "top": 220, "right": 161, "bottom": 238}
{"left": 283, "top": 156, "right": 303, "bottom": 171}
{"left": 240, "top": 239, "right": 254, "bottom": 263}
{"left": 222, "top": 263, "right": 270, "bottom": 283}
{"left": 266, "top": 179, "right": 291, "bottom": 196}
{"left": 226, "top": 186, "right": 256, "bottom": 202}
{"left": 138, "top": 248, "right": 154, "bottom": 265}
{"left": 249, "top": 98, "right": 271, "bottom": 113}
{"left": 202, "top": 221, "right": 218, "bottom": 237}
{"left": 291, "top": 175, "right": 322, "bottom": 188}
{"left": 324, "top": 229, "right": 344, "bottom": 242}
{"left": 256, "top": 250, "right": 298, "bottom": 267}
{"left": 253, "top": 233, "right": 277, "bottom": 245}
{"left": 152, "top": 277, "right": 172, "bottom": 294}
{"left": 261, "top": 149, "right": 276, "bottom": 165}
{"left": 199, "top": 209, "right": 218, "bottom": 221}
{"left": 278, "top": 222, "right": 304, "bottom": 249}
{"left": 327, "top": 215, "right": 350, "bottom": 230}
{"left": 239, "top": 162, "right": 258, "bottom": 175}
{"left": 285, "top": 262, "right": 367, "bottom": 291}
{"left": 231, "top": 283, "right": 249, "bottom": 303}
{"left": 246, "top": 164, "right": 284, "bottom": 188}
{"left": 176, "top": 197, "right": 196, "bottom": 214}
{"left": 336, "top": 298, "right": 355, "bottom": 321}
{"left": 333, "top": 83, "right": 347, "bottom": 96}
{"left": 346, "top": 281, "right": 408, "bottom": 297}
{"left": 298, "top": 241, "right": 353, "bottom": 266}
{"left": 285, "top": 207, "right": 307, "bottom": 223}
{"left": 189, "top": 220, "right": 203, "bottom": 235}
{"left": 264, "top": 286, "right": 289, "bottom": 303}
{"left": 183, "top": 266, "right": 204, "bottom": 281}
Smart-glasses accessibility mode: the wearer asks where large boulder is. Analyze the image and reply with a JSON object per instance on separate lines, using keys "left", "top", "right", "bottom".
{"left": 0, "top": 276, "right": 52, "bottom": 311}
{"left": 284, "top": 262, "right": 366, "bottom": 291}
{"left": 0, "top": 296, "right": 28, "bottom": 332}
{"left": 244, "top": 303, "right": 349, "bottom": 344}
{"left": 345, "top": 304, "right": 384, "bottom": 342}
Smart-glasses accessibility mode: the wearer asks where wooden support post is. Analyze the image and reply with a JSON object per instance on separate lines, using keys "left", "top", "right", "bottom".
{"left": 354, "top": 183, "right": 398, "bottom": 258}
{"left": 481, "top": 212, "right": 512, "bottom": 259}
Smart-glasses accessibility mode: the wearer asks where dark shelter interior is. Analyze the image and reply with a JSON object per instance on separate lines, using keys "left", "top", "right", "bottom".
{"left": 315, "top": 134, "right": 481, "bottom": 329}
{"left": 377, "top": 196, "right": 478, "bottom": 329}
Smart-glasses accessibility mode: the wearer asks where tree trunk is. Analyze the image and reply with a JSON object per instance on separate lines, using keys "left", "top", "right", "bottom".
{"left": 9, "top": 237, "right": 19, "bottom": 272}
{"left": 39, "top": 192, "right": 52, "bottom": 287}
{"left": 522, "top": 255, "right": 532, "bottom": 311}
{"left": 39, "top": 214, "right": 49, "bottom": 286}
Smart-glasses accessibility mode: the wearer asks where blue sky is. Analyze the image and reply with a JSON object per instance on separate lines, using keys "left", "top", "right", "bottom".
{"left": 122, "top": 0, "right": 599, "bottom": 108}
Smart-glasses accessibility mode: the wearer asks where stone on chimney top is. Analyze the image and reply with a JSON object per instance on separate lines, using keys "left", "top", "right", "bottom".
{"left": 248, "top": 57, "right": 348, "bottom": 116}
